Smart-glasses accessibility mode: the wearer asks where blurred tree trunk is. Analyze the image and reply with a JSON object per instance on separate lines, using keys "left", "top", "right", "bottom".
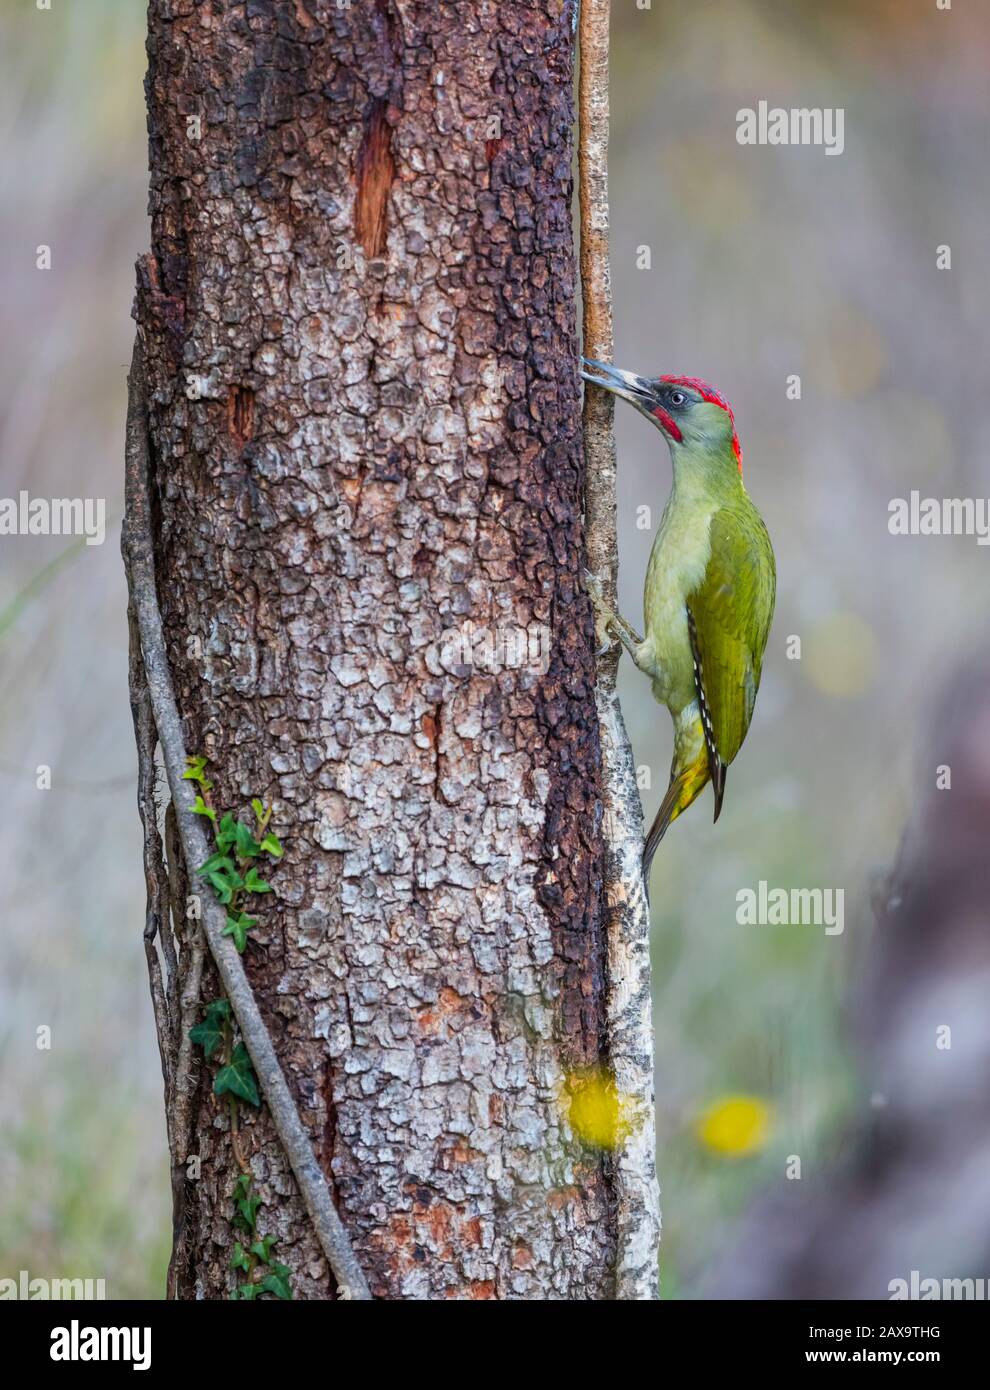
{"left": 136, "top": 0, "right": 620, "bottom": 1299}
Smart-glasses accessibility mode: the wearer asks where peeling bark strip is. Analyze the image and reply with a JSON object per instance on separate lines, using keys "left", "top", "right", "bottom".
{"left": 353, "top": 99, "right": 396, "bottom": 259}
{"left": 138, "top": 0, "right": 617, "bottom": 1298}
{"left": 227, "top": 385, "right": 256, "bottom": 446}
{"left": 579, "top": 0, "right": 661, "bottom": 1298}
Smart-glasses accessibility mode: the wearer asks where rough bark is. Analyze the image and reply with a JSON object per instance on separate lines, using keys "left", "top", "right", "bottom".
{"left": 579, "top": 0, "right": 660, "bottom": 1298}
{"left": 136, "top": 0, "right": 618, "bottom": 1300}
{"left": 125, "top": 349, "right": 372, "bottom": 1299}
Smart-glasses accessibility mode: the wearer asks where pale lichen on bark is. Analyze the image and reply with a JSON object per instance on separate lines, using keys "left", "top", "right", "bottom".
{"left": 137, "top": 0, "right": 619, "bottom": 1299}
{"left": 579, "top": 0, "right": 661, "bottom": 1299}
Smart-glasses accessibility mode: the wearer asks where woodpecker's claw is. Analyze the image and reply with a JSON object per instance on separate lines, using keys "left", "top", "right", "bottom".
{"left": 582, "top": 568, "right": 603, "bottom": 602}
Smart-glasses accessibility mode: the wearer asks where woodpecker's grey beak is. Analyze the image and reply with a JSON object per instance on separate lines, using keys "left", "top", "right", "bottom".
{"left": 580, "top": 358, "right": 656, "bottom": 419}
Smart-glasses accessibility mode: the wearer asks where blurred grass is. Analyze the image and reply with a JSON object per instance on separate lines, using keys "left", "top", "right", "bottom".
{"left": 0, "top": 535, "right": 89, "bottom": 641}
{"left": 649, "top": 799, "right": 860, "bottom": 1294}
{"left": 0, "top": 537, "right": 169, "bottom": 1299}
{"left": 0, "top": 0, "right": 167, "bottom": 1300}
{"left": 0, "top": 1075, "right": 171, "bottom": 1300}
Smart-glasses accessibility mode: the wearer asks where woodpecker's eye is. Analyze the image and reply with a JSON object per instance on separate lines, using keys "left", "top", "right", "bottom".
{"left": 669, "top": 390, "right": 686, "bottom": 407}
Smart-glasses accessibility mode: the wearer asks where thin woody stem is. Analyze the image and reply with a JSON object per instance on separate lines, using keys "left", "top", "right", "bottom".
{"left": 221, "top": 1019, "right": 251, "bottom": 1176}
{"left": 228, "top": 1098, "right": 250, "bottom": 1176}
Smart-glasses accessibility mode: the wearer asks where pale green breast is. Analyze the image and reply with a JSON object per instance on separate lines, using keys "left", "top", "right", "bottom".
{"left": 642, "top": 492, "right": 716, "bottom": 716}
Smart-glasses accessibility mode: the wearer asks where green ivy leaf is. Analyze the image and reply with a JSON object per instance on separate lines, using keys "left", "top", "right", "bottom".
{"left": 198, "top": 854, "right": 244, "bottom": 905}
{"left": 230, "top": 1241, "right": 251, "bottom": 1273}
{"left": 243, "top": 867, "right": 272, "bottom": 894}
{"left": 214, "top": 813, "right": 238, "bottom": 854}
{"left": 235, "top": 1192, "right": 263, "bottom": 1233}
{"left": 250, "top": 1235, "right": 277, "bottom": 1264}
{"left": 223, "top": 912, "right": 257, "bottom": 953}
{"left": 235, "top": 1282, "right": 259, "bottom": 1300}
{"left": 190, "top": 794, "right": 217, "bottom": 823}
{"left": 232, "top": 1173, "right": 262, "bottom": 1234}
{"left": 198, "top": 851, "right": 235, "bottom": 876}
{"left": 208, "top": 871, "right": 236, "bottom": 904}
{"left": 183, "top": 756, "right": 212, "bottom": 792}
{"left": 251, "top": 798, "right": 267, "bottom": 823}
{"left": 223, "top": 916, "right": 249, "bottom": 952}
{"left": 189, "top": 1018, "right": 223, "bottom": 1059}
{"left": 214, "top": 1043, "right": 260, "bottom": 1107}
{"left": 259, "top": 1266, "right": 292, "bottom": 1300}
{"left": 258, "top": 832, "right": 283, "bottom": 860}
{"left": 188, "top": 998, "right": 231, "bottom": 1059}
{"left": 234, "top": 820, "right": 262, "bottom": 860}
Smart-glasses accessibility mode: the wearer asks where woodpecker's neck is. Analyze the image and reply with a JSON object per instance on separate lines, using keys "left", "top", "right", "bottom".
{"left": 668, "top": 439, "right": 745, "bottom": 506}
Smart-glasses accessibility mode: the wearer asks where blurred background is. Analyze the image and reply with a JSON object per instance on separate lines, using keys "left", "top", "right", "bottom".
{"left": 1, "top": 0, "right": 987, "bottom": 1298}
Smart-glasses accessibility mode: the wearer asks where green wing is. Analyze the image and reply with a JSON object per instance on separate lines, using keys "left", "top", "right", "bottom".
{"left": 686, "top": 501, "right": 776, "bottom": 815}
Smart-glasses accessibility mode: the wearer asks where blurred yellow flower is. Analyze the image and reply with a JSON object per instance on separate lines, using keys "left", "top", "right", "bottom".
{"left": 565, "top": 1069, "right": 636, "bottom": 1152}
{"left": 695, "top": 1094, "right": 771, "bottom": 1157}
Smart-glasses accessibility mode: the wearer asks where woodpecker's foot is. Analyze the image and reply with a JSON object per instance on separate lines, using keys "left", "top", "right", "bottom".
{"left": 582, "top": 568, "right": 604, "bottom": 603}
{"left": 583, "top": 570, "right": 648, "bottom": 660}
{"left": 582, "top": 569, "right": 617, "bottom": 654}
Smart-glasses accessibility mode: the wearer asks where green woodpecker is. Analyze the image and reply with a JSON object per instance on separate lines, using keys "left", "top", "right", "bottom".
{"left": 582, "top": 360, "right": 776, "bottom": 876}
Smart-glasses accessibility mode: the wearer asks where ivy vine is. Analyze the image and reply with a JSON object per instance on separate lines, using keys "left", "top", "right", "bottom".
{"left": 185, "top": 754, "right": 282, "bottom": 953}
{"left": 184, "top": 755, "right": 293, "bottom": 1300}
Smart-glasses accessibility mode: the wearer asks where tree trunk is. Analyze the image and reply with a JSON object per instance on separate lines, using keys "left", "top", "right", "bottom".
{"left": 135, "top": 0, "right": 627, "bottom": 1299}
